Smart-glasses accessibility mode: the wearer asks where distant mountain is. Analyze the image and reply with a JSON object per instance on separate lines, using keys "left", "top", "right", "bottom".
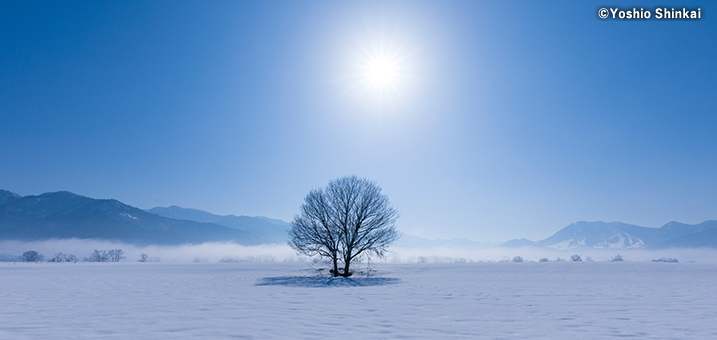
{"left": 501, "top": 220, "right": 717, "bottom": 249}
{"left": 147, "top": 206, "right": 291, "bottom": 244}
{"left": 394, "top": 232, "right": 498, "bottom": 249}
{"left": 0, "top": 189, "right": 22, "bottom": 206}
{"left": 0, "top": 191, "right": 266, "bottom": 245}
{"left": 500, "top": 238, "right": 537, "bottom": 248}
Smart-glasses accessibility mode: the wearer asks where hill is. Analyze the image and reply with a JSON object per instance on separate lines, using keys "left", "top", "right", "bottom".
{"left": 148, "top": 205, "right": 291, "bottom": 244}
{"left": 0, "top": 191, "right": 265, "bottom": 245}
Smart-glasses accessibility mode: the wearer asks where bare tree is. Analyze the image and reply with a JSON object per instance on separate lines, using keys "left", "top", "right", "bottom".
{"left": 85, "top": 249, "right": 125, "bottom": 262}
{"left": 107, "top": 249, "right": 125, "bottom": 262}
{"left": 85, "top": 249, "right": 109, "bottom": 262}
{"left": 49, "top": 252, "right": 78, "bottom": 263}
{"left": 21, "top": 250, "right": 44, "bottom": 262}
{"left": 289, "top": 176, "right": 399, "bottom": 277}
{"left": 138, "top": 253, "right": 149, "bottom": 262}
{"left": 289, "top": 188, "right": 342, "bottom": 275}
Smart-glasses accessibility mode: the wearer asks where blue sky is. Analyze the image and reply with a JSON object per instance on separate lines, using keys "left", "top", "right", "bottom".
{"left": 1, "top": 1, "right": 715, "bottom": 241}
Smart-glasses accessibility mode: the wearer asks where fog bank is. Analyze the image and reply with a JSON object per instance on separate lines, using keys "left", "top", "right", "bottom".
{"left": 2, "top": 239, "right": 716, "bottom": 263}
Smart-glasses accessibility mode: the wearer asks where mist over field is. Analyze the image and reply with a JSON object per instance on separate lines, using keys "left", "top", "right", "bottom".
{"left": 3, "top": 239, "right": 717, "bottom": 264}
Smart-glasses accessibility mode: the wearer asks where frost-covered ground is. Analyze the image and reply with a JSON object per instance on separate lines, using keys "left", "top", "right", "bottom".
{"left": 1, "top": 262, "right": 716, "bottom": 339}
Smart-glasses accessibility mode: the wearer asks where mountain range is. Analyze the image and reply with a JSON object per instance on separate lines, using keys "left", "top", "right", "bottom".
{"left": 501, "top": 220, "right": 717, "bottom": 249}
{"left": 0, "top": 189, "right": 287, "bottom": 245}
{"left": 2, "top": 189, "right": 716, "bottom": 249}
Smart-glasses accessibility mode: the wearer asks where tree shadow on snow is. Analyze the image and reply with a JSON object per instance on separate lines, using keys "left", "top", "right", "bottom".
{"left": 255, "top": 276, "right": 401, "bottom": 288}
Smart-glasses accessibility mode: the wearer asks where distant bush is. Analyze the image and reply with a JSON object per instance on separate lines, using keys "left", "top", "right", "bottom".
{"left": 652, "top": 257, "right": 678, "bottom": 263}
{"left": 85, "top": 249, "right": 109, "bottom": 262}
{"left": 85, "top": 249, "right": 125, "bottom": 262}
{"left": 538, "top": 258, "right": 549, "bottom": 262}
{"left": 49, "top": 252, "right": 78, "bottom": 263}
{"left": 220, "top": 256, "right": 240, "bottom": 262}
{"left": 570, "top": 254, "right": 582, "bottom": 262}
{"left": 610, "top": 254, "right": 624, "bottom": 262}
{"left": 512, "top": 256, "right": 524, "bottom": 263}
{"left": 21, "top": 250, "right": 44, "bottom": 262}
{"left": 138, "top": 253, "right": 149, "bottom": 262}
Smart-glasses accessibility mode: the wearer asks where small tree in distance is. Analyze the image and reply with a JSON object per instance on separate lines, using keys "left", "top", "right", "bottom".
{"left": 108, "top": 249, "right": 125, "bottom": 262}
{"left": 85, "top": 249, "right": 125, "bottom": 262}
{"left": 21, "top": 250, "right": 44, "bottom": 262}
{"left": 289, "top": 176, "right": 399, "bottom": 277}
{"left": 49, "top": 252, "right": 78, "bottom": 263}
{"left": 85, "top": 249, "right": 109, "bottom": 262}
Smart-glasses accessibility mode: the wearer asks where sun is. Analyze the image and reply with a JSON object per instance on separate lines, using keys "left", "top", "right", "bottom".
{"left": 335, "top": 22, "right": 422, "bottom": 112}
{"left": 364, "top": 55, "right": 399, "bottom": 89}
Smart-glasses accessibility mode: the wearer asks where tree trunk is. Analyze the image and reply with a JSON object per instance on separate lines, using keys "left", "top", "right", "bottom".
{"left": 332, "top": 258, "right": 339, "bottom": 277}
{"left": 342, "top": 261, "right": 351, "bottom": 277}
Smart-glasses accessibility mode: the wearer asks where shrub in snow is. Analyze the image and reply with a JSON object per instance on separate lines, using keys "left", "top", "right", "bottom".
{"left": 49, "top": 252, "right": 78, "bottom": 263}
{"left": 652, "top": 257, "right": 678, "bottom": 263}
{"left": 21, "top": 250, "right": 44, "bottom": 262}
{"left": 539, "top": 258, "right": 549, "bottom": 262}
{"left": 570, "top": 254, "right": 582, "bottom": 262}
{"left": 610, "top": 254, "right": 624, "bottom": 262}
{"left": 138, "top": 253, "right": 149, "bottom": 262}
{"left": 512, "top": 256, "right": 524, "bottom": 263}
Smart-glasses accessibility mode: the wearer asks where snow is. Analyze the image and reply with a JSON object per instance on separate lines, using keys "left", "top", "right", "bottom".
{"left": 119, "top": 212, "right": 138, "bottom": 220}
{"left": 597, "top": 232, "right": 645, "bottom": 249}
{"left": 1, "top": 262, "right": 716, "bottom": 339}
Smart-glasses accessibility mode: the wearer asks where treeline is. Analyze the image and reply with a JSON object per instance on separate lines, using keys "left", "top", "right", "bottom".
{"left": 17, "top": 249, "right": 152, "bottom": 263}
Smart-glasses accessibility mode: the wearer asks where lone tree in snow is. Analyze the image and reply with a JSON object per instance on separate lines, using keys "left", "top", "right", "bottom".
{"left": 289, "top": 175, "right": 399, "bottom": 277}
{"left": 21, "top": 250, "right": 44, "bottom": 262}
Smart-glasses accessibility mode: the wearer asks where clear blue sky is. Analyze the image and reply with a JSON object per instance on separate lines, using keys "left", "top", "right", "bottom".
{"left": 1, "top": 1, "right": 715, "bottom": 242}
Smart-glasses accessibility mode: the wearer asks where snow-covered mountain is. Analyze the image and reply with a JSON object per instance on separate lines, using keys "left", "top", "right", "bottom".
{"left": 501, "top": 220, "right": 717, "bottom": 249}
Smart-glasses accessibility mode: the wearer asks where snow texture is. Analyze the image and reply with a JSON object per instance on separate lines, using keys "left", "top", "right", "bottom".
{"left": 1, "top": 262, "right": 716, "bottom": 339}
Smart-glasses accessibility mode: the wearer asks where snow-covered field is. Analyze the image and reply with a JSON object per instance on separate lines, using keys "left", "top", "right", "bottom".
{"left": 1, "top": 262, "right": 716, "bottom": 339}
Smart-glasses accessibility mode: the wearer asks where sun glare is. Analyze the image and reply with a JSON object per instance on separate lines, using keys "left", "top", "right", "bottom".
{"left": 337, "top": 24, "right": 421, "bottom": 112}
{"left": 365, "top": 56, "right": 399, "bottom": 88}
